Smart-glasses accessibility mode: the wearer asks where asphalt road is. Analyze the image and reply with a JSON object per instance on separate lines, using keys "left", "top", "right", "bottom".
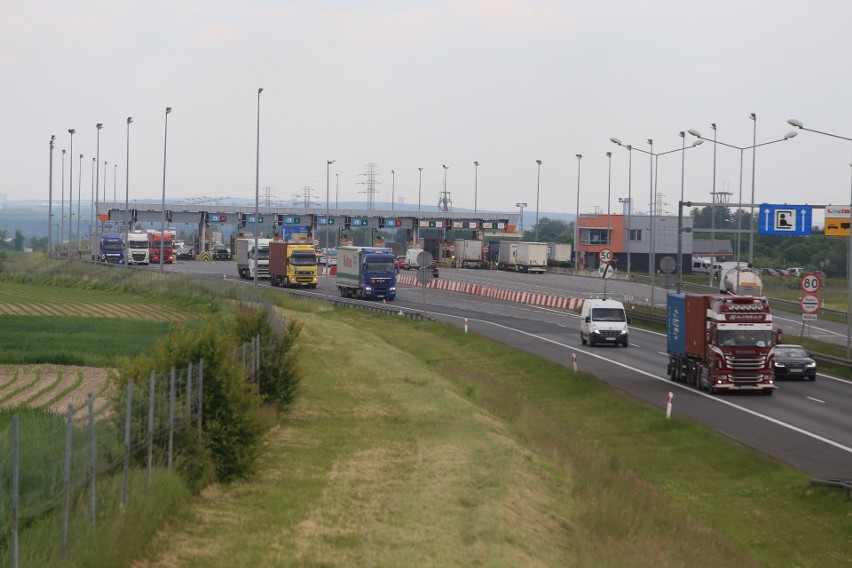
{"left": 153, "top": 259, "right": 852, "bottom": 480}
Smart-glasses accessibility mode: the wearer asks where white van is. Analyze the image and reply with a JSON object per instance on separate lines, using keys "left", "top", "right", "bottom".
{"left": 580, "top": 299, "right": 630, "bottom": 347}
{"left": 691, "top": 257, "right": 713, "bottom": 274}
{"left": 403, "top": 248, "right": 422, "bottom": 270}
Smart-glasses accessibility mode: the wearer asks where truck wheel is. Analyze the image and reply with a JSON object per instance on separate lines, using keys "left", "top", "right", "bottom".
{"left": 284, "top": 277, "right": 290, "bottom": 287}
{"left": 580, "top": 333, "right": 587, "bottom": 346}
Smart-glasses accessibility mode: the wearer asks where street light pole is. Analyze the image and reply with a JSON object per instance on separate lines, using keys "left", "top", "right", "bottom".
{"left": 516, "top": 202, "right": 527, "bottom": 234}
{"left": 90, "top": 158, "right": 95, "bottom": 258}
{"left": 418, "top": 167, "right": 423, "bottom": 212}
{"left": 78, "top": 153, "right": 84, "bottom": 255}
{"left": 95, "top": 123, "right": 102, "bottom": 237}
{"left": 610, "top": 142, "right": 633, "bottom": 277}
{"left": 605, "top": 151, "right": 612, "bottom": 299}
{"left": 68, "top": 129, "right": 75, "bottom": 259}
{"left": 575, "top": 154, "right": 582, "bottom": 269}
{"left": 473, "top": 161, "right": 479, "bottom": 213}
{"left": 391, "top": 169, "right": 395, "bottom": 211}
{"left": 125, "top": 117, "right": 132, "bottom": 265}
{"left": 160, "top": 107, "right": 172, "bottom": 273}
{"left": 749, "top": 113, "right": 757, "bottom": 265}
{"left": 534, "top": 160, "right": 542, "bottom": 242}
{"left": 326, "top": 159, "right": 336, "bottom": 298}
{"left": 335, "top": 173, "right": 339, "bottom": 209}
{"left": 61, "top": 149, "right": 65, "bottom": 253}
{"left": 48, "top": 136, "right": 55, "bottom": 257}
{"left": 254, "top": 89, "right": 262, "bottom": 286}
{"left": 786, "top": 118, "right": 852, "bottom": 358}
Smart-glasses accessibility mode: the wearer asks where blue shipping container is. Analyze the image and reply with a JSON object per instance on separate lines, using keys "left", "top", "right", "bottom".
{"left": 667, "top": 293, "right": 687, "bottom": 355}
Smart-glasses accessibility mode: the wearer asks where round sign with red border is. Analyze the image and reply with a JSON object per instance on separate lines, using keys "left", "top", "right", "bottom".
{"left": 800, "top": 294, "right": 821, "bottom": 314}
{"left": 599, "top": 248, "right": 614, "bottom": 264}
{"left": 800, "top": 273, "right": 822, "bottom": 294}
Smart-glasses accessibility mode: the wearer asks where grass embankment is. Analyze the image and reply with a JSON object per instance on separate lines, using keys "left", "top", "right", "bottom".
{"left": 139, "top": 307, "right": 852, "bottom": 568}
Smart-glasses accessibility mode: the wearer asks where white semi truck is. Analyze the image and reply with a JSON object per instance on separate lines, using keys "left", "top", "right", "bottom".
{"left": 236, "top": 237, "right": 272, "bottom": 279}
{"left": 498, "top": 241, "right": 548, "bottom": 273}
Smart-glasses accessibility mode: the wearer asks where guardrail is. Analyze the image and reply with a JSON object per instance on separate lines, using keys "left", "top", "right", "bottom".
{"left": 283, "top": 288, "right": 429, "bottom": 321}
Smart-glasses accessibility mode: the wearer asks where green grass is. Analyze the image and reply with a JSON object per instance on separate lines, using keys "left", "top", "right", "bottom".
{"left": 0, "top": 315, "right": 174, "bottom": 366}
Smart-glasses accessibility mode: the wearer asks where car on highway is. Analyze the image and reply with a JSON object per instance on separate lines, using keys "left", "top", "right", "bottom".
{"left": 772, "top": 344, "right": 817, "bottom": 381}
{"left": 176, "top": 245, "right": 195, "bottom": 260}
{"left": 212, "top": 244, "right": 230, "bottom": 260}
{"left": 395, "top": 255, "right": 406, "bottom": 268}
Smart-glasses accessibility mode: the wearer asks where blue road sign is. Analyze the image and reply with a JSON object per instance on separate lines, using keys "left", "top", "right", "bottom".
{"left": 758, "top": 204, "right": 812, "bottom": 236}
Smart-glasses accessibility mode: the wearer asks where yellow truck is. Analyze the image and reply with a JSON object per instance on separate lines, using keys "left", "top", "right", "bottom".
{"left": 269, "top": 241, "right": 318, "bottom": 288}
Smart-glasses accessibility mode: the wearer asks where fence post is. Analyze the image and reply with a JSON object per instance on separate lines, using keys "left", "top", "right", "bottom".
{"left": 186, "top": 361, "right": 193, "bottom": 421}
{"left": 88, "top": 393, "right": 96, "bottom": 528}
{"left": 62, "top": 403, "right": 73, "bottom": 560}
{"left": 168, "top": 367, "right": 175, "bottom": 472}
{"left": 242, "top": 343, "right": 247, "bottom": 374}
{"left": 123, "top": 381, "right": 133, "bottom": 505}
{"left": 147, "top": 370, "right": 155, "bottom": 489}
{"left": 198, "top": 359, "right": 204, "bottom": 434}
{"left": 11, "top": 415, "right": 19, "bottom": 568}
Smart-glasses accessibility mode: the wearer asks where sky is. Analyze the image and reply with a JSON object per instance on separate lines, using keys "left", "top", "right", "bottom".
{"left": 3, "top": 0, "right": 852, "bottom": 224}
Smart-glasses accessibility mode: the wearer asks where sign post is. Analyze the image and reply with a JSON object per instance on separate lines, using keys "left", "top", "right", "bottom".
{"left": 599, "top": 248, "right": 613, "bottom": 299}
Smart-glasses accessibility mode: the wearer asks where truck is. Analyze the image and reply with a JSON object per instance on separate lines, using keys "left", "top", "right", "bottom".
{"left": 498, "top": 241, "right": 548, "bottom": 273}
{"left": 239, "top": 238, "right": 272, "bottom": 279}
{"left": 454, "top": 239, "right": 483, "bottom": 268}
{"left": 91, "top": 233, "right": 125, "bottom": 264}
{"left": 547, "top": 243, "right": 573, "bottom": 265}
{"left": 269, "top": 241, "right": 318, "bottom": 288}
{"left": 666, "top": 294, "right": 778, "bottom": 395}
{"left": 126, "top": 230, "right": 150, "bottom": 265}
{"left": 336, "top": 246, "right": 397, "bottom": 300}
{"left": 148, "top": 231, "right": 174, "bottom": 264}
{"left": 720, "top": 266, "right": 763, "bottom": 296}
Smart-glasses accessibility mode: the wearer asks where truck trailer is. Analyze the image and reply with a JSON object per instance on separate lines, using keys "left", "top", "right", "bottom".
{"left": 498, "top": 241, "right": 548, "bottom": 273}
{"left": 666, "top": 294, "right": 778, "bottom": 395}
{"left": 269, "top": 241, "right": 318, "bottom": 288}
{"left": 336, "top": 246, "right": 397, "bottom": 300}
{"left": 454, "top": 239, "right": 483, "bottom": 268}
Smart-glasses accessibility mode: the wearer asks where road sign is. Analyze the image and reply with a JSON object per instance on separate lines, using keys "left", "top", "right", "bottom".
{"left": 802, "top": 313, "right": 818, "bottom": 321}
{"left": 598, "top": 264, "right": 614, "bottom": 279}
{"left": 800, "top": 273, "right": 822, "bottom": 294}
{"left": 825, "top": 206, "right": 851, "bottom": 236}
{"left": 800, "top": 294, "right": 821, "bottom": 314}
{"left": 599, "top": 249, "right": 613, "bottom": 264}
{"left": 758, "top": 204, "right": 812, "bottom": 236}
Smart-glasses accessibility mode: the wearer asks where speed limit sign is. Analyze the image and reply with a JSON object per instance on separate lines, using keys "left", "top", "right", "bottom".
{"left": 599, "top": 248, "right": 614, "bottom": 264}
{"left": 800, "top": 273, "right": 822, "bottom": 294}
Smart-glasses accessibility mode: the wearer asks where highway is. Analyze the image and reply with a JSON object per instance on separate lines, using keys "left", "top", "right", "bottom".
{"left": 158, "top": 259, "right": 852, "bottom": 480}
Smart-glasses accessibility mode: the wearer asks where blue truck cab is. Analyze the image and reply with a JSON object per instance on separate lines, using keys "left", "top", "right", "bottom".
{"left": 336, "top": 246, "right": 398, "bottom": 300}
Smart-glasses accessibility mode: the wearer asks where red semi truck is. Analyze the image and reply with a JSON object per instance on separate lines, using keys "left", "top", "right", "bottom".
{"left": 667, "top": 294, "right": 779, "bottom": 395}
{"left": 148, "top": 231, "right": 175, "bottom": 264}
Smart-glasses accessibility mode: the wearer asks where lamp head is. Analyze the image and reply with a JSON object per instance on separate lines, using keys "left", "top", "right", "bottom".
{"left": 474, "top": 161, "right": 479, "bottom": 166}
{"left": 687, "top": 129, "right": 701, "bottom": 138}
{"left": 679, "top": 131, "right": 685, "bottom": 138}
{"left": 68, "top": 129, "right": 75, "bottom": 135}
{"left": 165, "top": 107, "right": 172, "bottom": 114}
{"left": 787, "top": 118, "right": 804, "bottom": 128}
{"left": 647, "top": 139, "right": 653, "bottom": 146}
{"left": 443, "top": 164, "right": 448, "bottom": 169}
{"left": 576, "top": 154, "right": 582, "bottom": 159}
{"left": 418, "top": 167, "right": 423, "bottom": 171}
{"left": 536, "top": 159, "right": 542, "bottom": 165}
{"left": 62, "top": 149, "right": 66, "bottom": 154}
{"left": 784, "top": 131, "right": 798, "bottom": 139}
{"left": 610, "top": 137, "right": 622, "bottom": 145}
{"left": 692, "top": 139, "right": 704, "bottom": 146}
{"left": 258, "top": 88, "right": 263, "bottom": 95}
{"left": 127, "top": 117, "right": 133, "bottom": 124}
{"left": 80, "top": 154, "right": 83, "bottom": 159}
{"left": 328, "top": 159, "right": 336, "bottom": 165}
{"left": 749, "top": 112, "right": 756, "bottom": 120}
{"left": 96, "top": 123, "right": 103, "bottom": 130}
{"left": 606, "top": 152, "right": 612, "bottom": 158}
{"left": 710, "top": 123, "right": 716, "bottom": 130}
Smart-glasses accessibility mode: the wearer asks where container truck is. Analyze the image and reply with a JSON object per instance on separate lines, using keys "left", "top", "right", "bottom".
{"left": 498, "top": 241, "right": 548, "bottom": 273}
{"left": 666, "top": 294, "right": 779, "bottom": 395}
{"left": 148, "top": 231, "right": 174, "bottom": 264}
{"left": 336, "top": 246, "right": 397, "bottom": 300}
{"left": 547, "top": 243, "right": 573, "bottom": 265}
{"left": 239, "top": 238, "right": 272, "bottom": 279}
{"left": 126, "top": 230, "right": 150, "bottom": 265}
{"left": 454, "top": 239, "right": 483, "bottom": 268}
{"left": 269, "top": 241, "right": 318, "bottom": 288}
{"left": 91, "top": 233, "right": 125, "bottom": 264}
{"left": 235, "top": 237, "right": 251, "bottom": 278}
{"left": 720, "top": 266, "right": 763, "bottom": 296}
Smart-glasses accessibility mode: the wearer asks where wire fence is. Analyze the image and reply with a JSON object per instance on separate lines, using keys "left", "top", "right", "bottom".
{"left": 1, "top": 332, "right": 263, "bottom": 567}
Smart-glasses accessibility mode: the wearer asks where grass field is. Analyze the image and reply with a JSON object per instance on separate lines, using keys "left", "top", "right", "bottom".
{"left": 3, "top": 262, "right": 852, "bottom": 567}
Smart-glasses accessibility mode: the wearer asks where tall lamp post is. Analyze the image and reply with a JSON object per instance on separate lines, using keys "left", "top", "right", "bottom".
{"left": 254, "top": 89, "right": 262, "bottom": 286}
{"left": 516, "top": 202, "right": 527, "bottom": 234}
{"left": 125, "top": 117, "right": 132, "bottom": 265}
{"left": 418, "top": 167, "right": 423, "bottom": 211}
{"left": 67, "top": 129, "right": 75, "bottom": 259}
{"left": 391, "top": 169, "right": 395, "bottom": 211}
{"left": 61, "top": 149, "right": 66, "bottom": 253}
{"left": 786, "top": 118, "right": 852, "bottom": 357}
{"left": 48, "top": 135, "right": 55, "bottom": 257}
{"left": 335, "top": 173, "right": 339, "bottom": 209}
{"left": 604, "top": 151, "right": 612, "bottom": 299}
{"left": 534, "top": 160, "right": 542, "bottom": 242}
{"left": 95, "top": 123, "right": 102, "bottom": 239}
{"left": 610, "top": 136, "right": 703, "bottom": 305}
{"left": 575, "top": 154, "right": 582, "bottom": 269}
{"left": 78, "top": 153, "right": 84, "bottom": 255}
{"left": 160, "top": 107, "right": 172, "bottom": 273}
{"left": 90, "top": 158, "right": 95, "bottom": 256}
{"left": 473, "top": 161, "right": 479, "bottom": 213}
{"left": 610, "top": 142, "right": 633, "bottom": 277}
{"left": 325, "top": 159, "right": 336, "bottom": 298}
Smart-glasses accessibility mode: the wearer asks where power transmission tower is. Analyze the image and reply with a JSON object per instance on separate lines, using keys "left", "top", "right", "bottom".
{"left": 299, "top": 186, "right": 318, "bottom": 208}
{"left": 358, "top": 162, "right": 380, "bottom": 210}
{"left": 262, "top": 186, "right": 278, "bottom": 207}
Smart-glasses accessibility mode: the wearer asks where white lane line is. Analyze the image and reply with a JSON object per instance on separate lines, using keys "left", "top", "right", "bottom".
{"left": 431, "top": 311, "right": 852, "bottom": 456}
{"left": 807, "top": 397, "right": 826, "bottom": 404}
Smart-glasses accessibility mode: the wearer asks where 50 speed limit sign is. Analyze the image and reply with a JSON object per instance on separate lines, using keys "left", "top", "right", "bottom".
{"left": 800, "top": 273, "right": 822, "bottom": 294}
{"left": 598, "top": 248, "right": 614, "bottom": 264}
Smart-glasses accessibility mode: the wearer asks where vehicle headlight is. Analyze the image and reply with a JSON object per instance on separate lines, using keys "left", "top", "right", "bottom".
{"left": 365, "top": 286, "right": 372, "bottom": 291}
{"left": 773, "top": 362, "right": 785, "bottom": 368}
{"left": 589, "top": 325, "right": 598, "bottom": 334}
{"left": 806, "top": 361, "right": 816, "bottom": 368}
{"left": 620, "top": 328, "right": 627, "bottom": 335}
{"left": 390, "top": 286, "right": 396, "bottom": 291}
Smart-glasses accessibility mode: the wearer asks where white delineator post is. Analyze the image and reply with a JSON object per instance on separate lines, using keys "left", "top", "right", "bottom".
{"left": 572, "top": 353, "right": 578, "bottom": 372}
{"left": 666, "top": 392, "right": 674, "bottom": 419}
{"left": 464, "top": 318, "right": 469, "bottom": 334}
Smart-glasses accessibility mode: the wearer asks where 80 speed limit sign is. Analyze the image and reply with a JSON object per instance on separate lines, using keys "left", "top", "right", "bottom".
{"left": 598, "top": 248, "right": 614, "bottom": 264}
{"left": 800, "top": 273, "right": 822, "bottom": 294}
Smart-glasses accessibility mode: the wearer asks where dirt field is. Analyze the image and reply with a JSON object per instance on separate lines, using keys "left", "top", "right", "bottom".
{"left": 0, "top": 364, "right": 112, "bottom": 415}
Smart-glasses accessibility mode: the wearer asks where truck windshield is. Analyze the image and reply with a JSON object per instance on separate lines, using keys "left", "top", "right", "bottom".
{"left": 718, "top": 330, "right": 773, "bottom": 347}
{"left": 253, "top": 247, "right": 270, "bottom": 260}
{"left": 291, "top": 253, "right": 317, "bottom": 266}
{"left": 128, "top": 240, "right": 147, "bottom": 247}
{"left": 364, "top": 261, "right": 395, "bottom": 275}
{"left": 591, "top": 308, "right": 625, "bottom": 322}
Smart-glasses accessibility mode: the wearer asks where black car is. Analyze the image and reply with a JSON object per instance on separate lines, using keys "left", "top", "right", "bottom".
{"left": 772, "top": 345, "right": 817, "bottom": 381}
{"left": 212, "top": 245, "right": 230, "bottom": 260}
{"left": 176, "top": 245, "right": 195, "bottom": 260}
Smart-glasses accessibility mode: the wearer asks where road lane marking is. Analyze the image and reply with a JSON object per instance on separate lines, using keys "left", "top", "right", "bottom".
{"left": 807, "top": 397, "right": 826, "bottom": 404}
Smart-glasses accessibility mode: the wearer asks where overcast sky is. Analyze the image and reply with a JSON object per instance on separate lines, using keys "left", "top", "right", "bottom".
{"left": 3, "top": 0, "right": 852, "bottom": 222}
